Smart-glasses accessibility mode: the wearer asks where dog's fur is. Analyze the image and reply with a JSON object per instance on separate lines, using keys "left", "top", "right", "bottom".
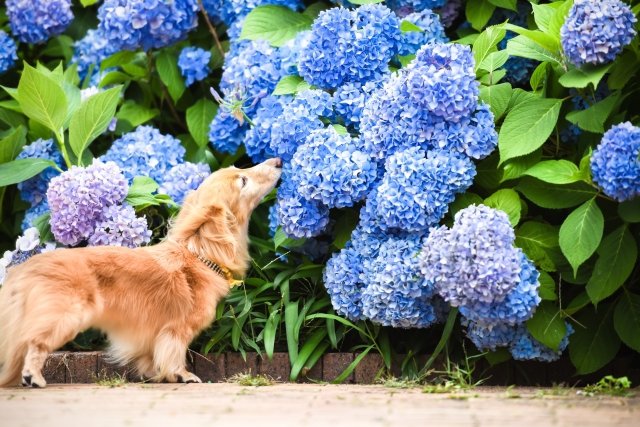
{"left": 0, "top": 158, "right": 282, "bottom": 388}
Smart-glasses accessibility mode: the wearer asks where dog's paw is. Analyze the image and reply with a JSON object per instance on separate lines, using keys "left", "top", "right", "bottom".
{"left": 22, "top": 373, "right": 46, "bottom": 388}
{"left": 177, "top": 373, "right": 202, "bottom": 384}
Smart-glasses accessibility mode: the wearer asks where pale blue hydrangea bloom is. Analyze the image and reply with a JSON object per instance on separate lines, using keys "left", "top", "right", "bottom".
{"left": 7, "top": 0, "right": 74, "bottom": 45}
{"left": 101, "top": 126, "right": 186, "bottom": 184}
{"left": 157, "top": 162, "right": 211, "bottom": 205}
{"left": 510, "top": 322, "right": 574, "bottom": 362}
{"left": 17, "top": 139, "right": 64, "bottom": 207}
{"left": 561, "top": 0, "right": 637, "bottom": 67}
{"left": 98, "top": 0, "right": 199, "bottom": 51}
{"left": 243, "top": 96, "right": 289, "bottom": 162}
{"left": 279, "top": 30, "right": 312, "bottom": 75}
{"left": 291, "top": 127, "right": 378, "bottom": 209}
{"left": 334, "top": 78, "right": 387, "bottom": 127}
{"left": 591, "top": 122, "right": 640, "bottom": 201}
{"left": 88, "top": 203, "right": 151, "bottom": 248}
{"left": 398, "top": 9, "right": 448, "bottom": 57}
{"left": 71, "top": 29, "right": 119, "bottom": 82}
{"left": 1, "top": 228, "right": 57, "bottom": 284}
{"left": 208, "top": 111, "right": 248, "bottom": 154}
{"left": 178, "top": 47, "right": 212, "bottom": 86}
{"left": 464, "top": 320, "right": 516, "bottom": 352}
{"left": 21, "top": 200, "right": 50, "bottom": 232}
{"left": 0, "top": 31, "right": 18, "bottom": 74}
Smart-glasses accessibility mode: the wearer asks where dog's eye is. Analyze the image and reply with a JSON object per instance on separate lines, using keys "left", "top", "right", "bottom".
{"left": 240, "top": 176, "right": 248, "bottom": 187}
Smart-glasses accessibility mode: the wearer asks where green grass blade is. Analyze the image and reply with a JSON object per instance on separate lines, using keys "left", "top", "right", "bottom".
{"left": 289, "top": 329, "right": 327, "bottom": 381}
{"left": 419, "top": 307, "right": 458, "bottom": 376}
{"left": 331, "top": 345, "right": 374, "bottom": 384}
{"left": 285, "top": 299, "right": 299, "bottom": 364}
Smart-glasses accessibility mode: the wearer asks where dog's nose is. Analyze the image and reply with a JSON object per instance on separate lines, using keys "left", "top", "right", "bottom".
{"left": 273, "top": 157, "right": 283, "bottom": 168}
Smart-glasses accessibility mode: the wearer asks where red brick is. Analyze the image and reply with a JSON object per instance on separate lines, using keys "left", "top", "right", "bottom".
{"left": 322, "top": 353, "right": 354, "bottom": 384}
{"left": 259, "top": 353, "right": 290, "bottom": 382}
{"left": 194, "top": 353, "right": 225, "bottom": 383}
{"left": 66, "top": 352, "right": 98, "bottom": 384}
{"left": 42, "top": 352, "right": 68, "bottom": 384}
{"left": 96, "top": 352, "right": 129, "bottom": 381}
{"left": 419, "top": 354, "right": 446, "bottom": 382}
{"left": 225, "top": 352, "right": 259, "bottom": 379}
{"left": 354, "top": 353, "right": 384, "bottom": 384}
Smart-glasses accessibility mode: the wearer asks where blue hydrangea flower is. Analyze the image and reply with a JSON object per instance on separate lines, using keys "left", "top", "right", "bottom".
{"left": 279, "top": 30, "right": 312, "bottom": 75}
{"left": 6, "top": 0, "right": 74, "bottom": 45}
{"left": 386, "top": 0, "right": 447, "bottom": 17}
{"left": 0, "top": 31, "right": 18, "bottom": 74}
{"left": 101, "top": 126, "right": 186, "bottom": 184}
{"left": 298, "top": 5, "right": 401, "bottom": 89}
{"left": 201, "top": 0, "right": 223, "bottom": 24}
{"left": 209, "top": 110, "right": 248, "bottom": 154}
{"left": 47, "top": 160, "right": 129, "bottom": 246}
{"left": 275, "top": 164, "right": 330, "bottom": 239}
{"left": 295, "top": 89, "right": 334, "bottom": 118}
{"left": 369, "top": 147, "right": 475, "bottom": 233}
{"left": 591, "top": 122, "right": 640, "bottom": 201}
{"left": 243, "top": 96, "right": 289, "bottom": 162}
{"left": 88, "top": 203, "right": 151, "bottom": 248}
{"left": 178, "top": 47, "right": 212, "bottom": 87}
{"left": 398, "top": 9, "right": 448, "bottom": 57}
{"left": 98, "top": 0, "right": 199, "bottom": 51}
{"left": 362, "top": 233, "right": 449, "bottom": 328}
{"left": 71, "top": 29, "right": 119, "bottom": 83}
{"left": 459, "top": 249, "right": 541, "bottom": 327}
{"left": 435, "top": 0, "right": 461, "bottom": 28}
{"left": 510, "top": 322, "right": 574, "bottom": 362}
{"left": 464, "top": 320, "right": 516, "bottom": 352}
{"left": 334, "top": 78, "right": 387, "bottom": 127}
{"left": 291, "top": 127, "right": 378, "bottom": 209}
{"left": 561, "top": 0, "right": 637, "bottom": 67}
{"left": 158, "top": 162, "right": 211, "bottom": 205}
{"left": 420, "top": 204, "right": 521, "bottom": 307}
{"left": 407, "top": 43, "right": 479, "bottom": 122}
{"left": 21, "top": 199, "right": 50, "bottom": 232}
{"left": 17, "top": 139, "right": 64, "bottom": 207}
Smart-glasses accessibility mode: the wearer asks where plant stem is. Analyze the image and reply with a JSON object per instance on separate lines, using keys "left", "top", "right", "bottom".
{"left": 55, "top": 130, "right": 73, "bottom": 167}
{"left": 198, "top": 0, "right": 225, "bottom": 58}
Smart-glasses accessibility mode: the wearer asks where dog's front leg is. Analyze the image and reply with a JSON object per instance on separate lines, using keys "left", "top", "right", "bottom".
{"left": 153, "top": 326, "right": 201, "bottom": 384}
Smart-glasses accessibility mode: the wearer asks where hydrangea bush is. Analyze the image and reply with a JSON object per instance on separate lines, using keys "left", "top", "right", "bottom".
{"left": 1, "top": 0, "right": 639, "bottom": 381}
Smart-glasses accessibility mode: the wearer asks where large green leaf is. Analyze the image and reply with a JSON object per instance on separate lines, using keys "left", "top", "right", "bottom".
{"left": 0, "top": 158, "right": 60, "bottom": 187}
{"left": 569, "top": 303, "right": 620, "bottom": 375}
{"left": 538, "top": 271, "right": 557, "bottom": 301}
{"left": 531, "top": 3, "right": 560, "bottom": 34}
{"left": 608, "top": 50, "right": 640, "bottom": 90}
{"left": 273, "top": 75, "right": 305, "bottom": 96}
{"left": 240, "top": 5, "right": 313, "bottom": 47}
{"left": 566, "top": 91, "right": 620, "bottom": 134}
{"left": 449, "top": 192, "right": 484, "bottom": 218}
{"left": 501, "top": 149, "right": 541, "bottom": 182}
{"left": 17, "top": 63, "right": 68, "bottom": 133}
{"left": 487, "top": 0, "right": 516, "bottom": 11}
{"left": 33, "top": 212, "right": 54, "bottom": 243}
{"left": 618, "top": 198, "right": 640, "bottom": 223}
{"left": 523, "top": 159, "right": 579, "bottom": 184}
{"left": 484, "top": 189, "right": 521, "bottom": 226}
{"left": 559, "top": 198, "right": 604, "bottom": 276}
{"left": 548, "top": 0, "right": 573, "bottom": 40}
{"left": 507, "top": 35, "right": 562, "bottom": 65}
{"left": 586, "top": 225, "right": 637, "bottom": 306}
{"left": 498, "top": 97, "right": 562, "bottom": 164}
{"left": 186, "top": 98, "right": 218, "bottom": 147}
{"left": 559, "top": 63, "right": 613, "bottom": 89}
{"left": 515, "top": 176, "right": 598, "bottom": 209}
{"left": 503, "top": 24, "right": 561, "bottom": 53}
{"left": 100, "top": 51, "right": 136, "bottom": 73}
{"left": 472, "top": 24, "right": 506, "bottom": 72}
{"left": 68, "top": 86, "right": 121, "bottom": 160}
{"left": 514, "top": 221, "right": 559, "bottom": 272}
{"left": 478, "top": 83, "right": 512, "bottom": 119}
{"left": 614, "top": 291, "right": 640, "bottom": 352}
{"left": 0, "top": 125, "right": 26, "bottom": 165}
{"left": 156, "top": 51, "right": 186, "bottom": 103}
{"left": 115, "top": 101, "right": 159, "bottom": 131}
{"left": 466, "top": 0, "right": 496, "bottom": 31}
{"left": 526, "top": 301, "right": 566, "bottom": 352}
{"left": 478, "top": 51, "right": 509, "bottom": 73}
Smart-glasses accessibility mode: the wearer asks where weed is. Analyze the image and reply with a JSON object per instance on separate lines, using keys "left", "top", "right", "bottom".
{"left": 226, "top": 370, "right": 275, "bottom": 387}
{"left": 580, "top": 376, "right": 634, "bottom": 397}
{"left": 93, "top": 371, "right": 128, "bottom": 387}
{"left": 377, "top": 377, "right": 423, "bottom": 389}
{"left": 504, "top": 385, "right": 520, "bottom": 399}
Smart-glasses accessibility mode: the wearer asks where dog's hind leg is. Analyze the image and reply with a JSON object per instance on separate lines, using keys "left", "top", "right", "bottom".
{"left": 21, "top": 342, "right": 50, "bottom": 388}
{"left": 152, "top": 326, "right": 201, "bottom": 384}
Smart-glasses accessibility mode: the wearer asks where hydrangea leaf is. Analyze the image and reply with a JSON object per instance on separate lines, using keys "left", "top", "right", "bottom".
{"left": 531, "top": 3, "right": 561, "bottom": 35}
{"left": 608, "top": 51, "right": 640, "bottom": 90}
{"left": 466, "top": 0, "right": 497, "bottom": 31}
{"left": 472, "top": 24, "right": 506, "bottom": 72}
{"left": 559, "top": 198, "right": 604, "bottom": 277}
{"left": 564, "top": 291, "right": 590, "bottom": 316}
{"left": 209, "top": 40, "right": 230, "bottom": 70}
{"left": 487, "top": 0, "right": 517, "bottom": 12}
{"left": 484, "top": 347, "right": 512, "bottom": 366}
{"left": 129, "top": 176, "right": 160, "bottom": 194}
{"left": 484, "top": 188, "right": 521, "bottom": 226}
{"left": 156, "top": 51, "right": 186, "bottom": 103}
{"left": 303, "top": 2, "right": 331, "bottom": 18}
{"left": 100, "top": 51, "right": 136, "bottom": 74}
{"left": 62, "top": 82, "right": 82, "bottom": 129}
{"left": 331, "top": 124, "right": 347, "bottom": 136}
{"left": 586, "top": 225, "right": 637, "bottom": 306}
{"left": 332, "top": 209, "right": 359, "bottom": 250}
{"left": 618, "top": 198, "right": 640, "bottom": 223}
{"left": 240, "top": 6, "right": 313, "bottom": 47}
{"left": 569, "top": 303, "right": 620, "bottom": 375}
{"left": 516, "top": 176, "right": 598, "bottom": 209}
{"left": 475, "top": 153, "right": 502, "bottom": 189}
{"left": 398, "top": 54, "right": 416, "bottom": 68}
{"left": 548, "top": 0, "right": 574, "bottom": 40}
{"left": 114, "top": 101, "right": 159, "bottom": 133}
{"left": 558, "top": 63, "right": 613, "bottom": 89}
{"left": 515, "top": 221, "right": 559, "bottom": 272}
{"left": 498, "top": 97, "right": 562, "bottom": 164}
{"left": 33, "top": 212, "right": 54, "bottom": 243}
{"left": 400, "top": 21, "right": 423, "bottom": 33}
{"left": 614, "top": 291, "right": 640, "bottom": 352}
{"left": 523, "top": 159, "right": 579, "bottom": 184}
{"left": 186, "top": 98, "right": 218, "bottom": 147}
{"left": 478, "top": 51, "right": 509, "bottom": 73}
{"left": 478, "top": 82, "right": 512, "bottom": 119}
{"left": 0, "top": 125, "right": 26, "bottom": 165}
{"left": 478, "top": 68, "right": 506, "bottom": 85}
{"left": 504, "top": 23, "right": 561, "bottom": 54}
{"left": 69, "top": 85, "right": 122, "bottom": 161}
{"left": 526, "top": 301, "right": 566, "bottom": 352}
{"left": 501, "top": 148, "right": 541, "bottom": 183}
{"left": 274, "top": 227, "right": 306, "bottom": 249}
{"left": 273, "top": 75, "right": 304, "bottom": 95}
{"left": 17, "top": 63, "right": 68, "bottom": 133}
{"left": 449, "top": 192, "right": 483, "bottom": 218}
{"left": 538, "top": 271, "right": 557, "bottom": 301}
{"left": 529, "top": 62, "right": 548, "bottom": 91}
{"left": 63, "top": 62, "right": 80, "bottom": 87}
{"left": 566, "top": 91, "right": 620, "bottom": 134}
{"left": 98, "top": 71, "right": 132, "bottom": 89}
{"left": 507, "top": 35, "right": 562, "bottom": 66}
{"left": 80, "top": 0, "right": 99, "bottom": 6}
{"left": 0, "top": 158, "right": 60, "bottom": 187}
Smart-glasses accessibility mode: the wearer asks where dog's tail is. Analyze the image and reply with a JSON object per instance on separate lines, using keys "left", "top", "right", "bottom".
{"left": 0, "top": 268, "right": 31, "bottom": 387}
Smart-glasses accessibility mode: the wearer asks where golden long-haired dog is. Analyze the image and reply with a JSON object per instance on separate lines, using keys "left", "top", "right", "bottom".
{"left": 0, "top": 157, "right": 283, "bottom": 388}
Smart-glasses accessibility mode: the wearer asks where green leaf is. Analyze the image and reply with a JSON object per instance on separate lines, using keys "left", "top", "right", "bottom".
{"left": 614, "top": 291, "right": 640, "bottom": 352}
{"left": 129, "top": 176, "right": 160, "bottom": 194}
{"left": 284, "top": 299, "right": 299, "bottom": 363}
{"left": 478, "top": 82, "right": 512, "bottom": 119}
{"left": 68, "top": 86, "right": 121, "bottom": 160}
{"left": 264, "top": 310, "right": 281, "bottom": 360}
{"left": 478, "top": 69, "right": 506, "bottom": 85}
{"left": 472, "top": 24, "right": 506, "bottom": 72}
{"left": 0, "top": 158, "right": 60, "bottom": 187}
{"left": 186, "top": 98, "right": 218, "bottom": 147}
{"left": 274, "top": 227, "right": 306, "bottom": 249}
{"left": 121, "top": 63, "right": 147, "bottom": 78}
{"left": 586, "top": 225, "right": 637, "bottom": 306}
{"left": 289, "top": 328, "right": 327, "bottom": 381}
{"left": 569, "top": 303, "right": 620, "bottom": 375}
{"left": 240, "top": 5, "right": 313, "bottom": 47}
{"left": 466, "top": 0, "right": 496, "bottom": 31}
{"left": 331, "top": 124, "right": 347, "bottom": 135}
{"left": 501, "top": 148, "right": 541, "bottom": 182}
{"left": 331, "top": 346, "right": 374, "bottom": 384}
{"left": 523, "top": 159, "right": 579, "bottom": 184}
{"left": 125, "top": 192, "right": 159, "bottom": 207}
{"left": 33, "top": 212, "right": 54, "bottom": 243}
{"left": 400, "top": 20, "right": 423, "bottom": 33}
{"left": 529, "top": 62, "right": 547, "bottom": 91}
{"left": 516, "top": 176, "right": 598, "bottom": 209}
{"left": 548, "top": 0, "right": 573, "bottom": 40}
{"left": 507, "top": 35, "right": 562, "bottom": 65}
{"left": 1, "top": 86, "right": 19, "bottom": 101}
{"left": 17, "top": 63, "right": 68, "bottom": 133}
{"left": 484, "top": 347, "right": 512, "bottom": 366}
{"left": 484, "top": 188, "right": 521, "bottom": 226}
{"left": 419, "top": 307, "right": 458, "bottom": 376}
{"left": 526, "top": 301, "right": 566, "bottom": 352}
{"left": 125, "top": 176, "right": 161, "bottom": 207}
{"left": 498, "top": 97, "right": 562, "bottom": 164}
{"left": 62, "top": 82, "right": 82, "bottom": 129}
{"left": 479, "top": 50, "right": 510, "bottom": 72}
{"left": 80, "top": 0, "right": 99, "bottom": 6}
{"left": 487, "top": 0, "right": 517, "bottom": 11}
{"left": 273, "top": 75, "right": 304, "bottom": 95}
{"left": 559, "top": 63, "right": 613, "bottom": 89}
{"left": 209, "top": 40, "right": 231, "bottom": 70}
{"left": 566, "top": 91, "right": 620, "bottom": 134}
{"left": 64, "top": 62, "right": 81, "bottom": 87}
{"left": 0, "top": 125, "right": 26, "bottom": 165}
{"left": 618, "top": 198, "right": 640, "bottom": 223}
{"left": 156, "top": 51, "right": 186, "bottom": 103}
{"left": 559, "top": 198, "right": 604, "bottom": 276}
{"left": 538, "top": 271, "right": 557, "bottom": 301}
{"left": 0, "top": 107, "right": 27, "bottom": 129}
{"left": 303, "top": 2, "right": 330, "bottom": 18}
{"left": 332, "top": 209, "right": 359, "bottom": 250}
{"left": 398, "top": 54, "right": 416, "bottom": 68}
{"left": 296, "top": 81, "right": 311, "bottom": 92}
{"left": 98, "top": 71, "right": 132, "bottom": 89}
{"left": 608, "top": 51, "right": 640, "bottom": 90}
{"left": 531, "top": 3, "right": 559, "bottom": 34}
{"left": 515, "top": 221, "right": 559, "bottom": 272}
{"left": 100, "top": 51, "right": 136, "bottom": 74}
{"left": 565, "top": 291, "right": 590, "bottom": 316}
{"left": 503, "top": 24, "right": 561, "bottom": 53}
{"left": 115, "top": 101, "right": 159, "bottom": 131}
{"left": 449, "top": 192, "right": 484, "bottom": 218}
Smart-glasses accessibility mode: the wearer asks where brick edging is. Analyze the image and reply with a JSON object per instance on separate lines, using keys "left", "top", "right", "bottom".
{"left": 38, "top": 351, "right": 640, "bottom": 386}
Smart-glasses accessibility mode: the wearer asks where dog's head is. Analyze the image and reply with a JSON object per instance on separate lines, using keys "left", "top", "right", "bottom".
{"left": 169, "top": 158, "right": 283, "bottom": 276}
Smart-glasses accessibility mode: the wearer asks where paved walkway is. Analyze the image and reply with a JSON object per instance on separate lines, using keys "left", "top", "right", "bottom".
{"left": 0, "top": 384, "right": 638, "bottom": 427}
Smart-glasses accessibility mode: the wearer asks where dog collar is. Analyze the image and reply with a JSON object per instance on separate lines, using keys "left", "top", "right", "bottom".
{"left": 194, "top": 253, "right": 243, "bottom": 288}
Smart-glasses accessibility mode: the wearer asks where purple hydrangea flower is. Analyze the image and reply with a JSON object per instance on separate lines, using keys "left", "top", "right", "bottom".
{"left": 157, "top": 162, "right": 211, "bottom": 205}
{"left": 178, "top": 47, "right": 212, "bottom": 87}
{"left": 7, "top": 0, "right": 74, "bottom": 45}
{"left": 398, "top": 9, "right": 448, "bottom": 57}
{"left": 435, "top": 0, "right": 461, "bottom": 28}
{"left": 17, "top": 139, "right": 64, "bottom": 207}
{"left": 88, "top": 203, "right": 151, "bottom": 248}
{"left": 0, "top": 31, "right": 18, "bottom": 74}
{"left": 561, "top": 0, "right": 637, "bottom": 67}
{"left": 591, "top": 122, "right": 640, "bottom": 202}
{"left": 98, "top": 0, "right": 199, "bottom": 51}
